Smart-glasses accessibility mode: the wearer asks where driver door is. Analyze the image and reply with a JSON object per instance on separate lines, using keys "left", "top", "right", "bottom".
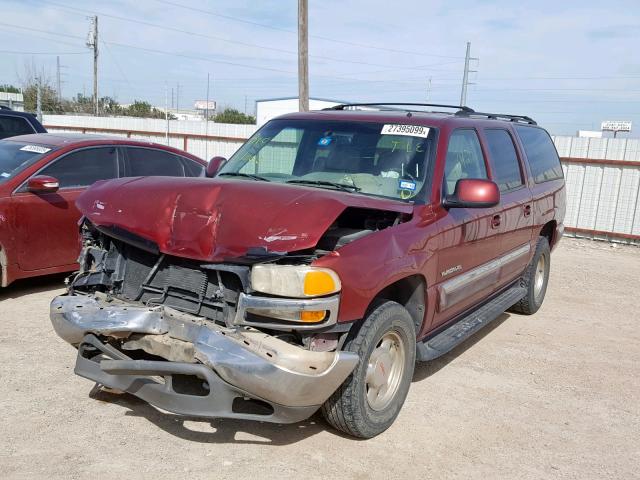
{"left": 12, "top": 146, "right": 119, "bottom": 271}
{"left": 432, "top": 129, "right": 503, "bottom": 328}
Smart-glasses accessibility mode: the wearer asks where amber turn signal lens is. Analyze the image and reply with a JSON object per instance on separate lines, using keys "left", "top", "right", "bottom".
{"left": 300, "top": 310, "right": 326, "bottom": 322}
{"left": 303, "top": 271, "right": 337, "bottom": 296}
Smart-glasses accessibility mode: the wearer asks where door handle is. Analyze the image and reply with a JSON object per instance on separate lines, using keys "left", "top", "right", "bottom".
{"left": 491, "top": 214, "right": 501, "bottom": 228}
{"left": 523, "top": 205, "right": 532, "bottom": 217}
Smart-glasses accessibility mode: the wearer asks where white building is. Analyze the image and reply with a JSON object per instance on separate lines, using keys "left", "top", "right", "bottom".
{"left": 577, "top": 130, "right": 603, "bottom": 138}
{"left": 0, "top": 92, "right": 24, "bottom": 111}
{"left": 255, "top": 97, "right": 347, "bottom": 126}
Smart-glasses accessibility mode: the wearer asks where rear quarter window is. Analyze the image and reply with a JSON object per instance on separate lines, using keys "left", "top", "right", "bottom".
{"left": 514, "top": 125, "right": 563, "bottom": 183}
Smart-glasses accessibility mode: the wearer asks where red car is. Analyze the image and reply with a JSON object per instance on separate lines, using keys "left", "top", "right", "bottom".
{"left": 0, "top": 133, "right": 206, "bottom": 286}
{"left": 51, "top": 104, "right": 565, "bottom": 438}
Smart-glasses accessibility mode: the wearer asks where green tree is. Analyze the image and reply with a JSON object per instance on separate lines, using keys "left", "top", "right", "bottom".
{"left": 23, "top": 82, "right": 64, "bottom": 113}
{"left": 123, "top": 100, "right": 173, "bottom": 119}
{"left": 212, "top": 108, "right": 255, "bottom": 124}
{"left": 0, "top": 84, "right": 21, "bottom": 94}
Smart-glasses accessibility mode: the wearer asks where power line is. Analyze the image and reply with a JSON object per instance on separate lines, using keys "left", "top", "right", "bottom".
{"left": 0, "top": 21, "right": 296, "bottom": 75}
{"left": 0, "top": 49, "right": 88, "bottom": 55}
{"left": 152, "top": 0, "right": 464, "bottom": 59}
{"left": 0, "top": 21, "right": 462, "bottom": 89}
{"left": 100, "top": 38, "right": 134, "bottom": 94}
{"left": 43, "top": 0, "right": 460, "bottom": 71}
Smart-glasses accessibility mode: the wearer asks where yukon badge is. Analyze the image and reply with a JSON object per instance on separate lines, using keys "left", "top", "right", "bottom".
{"left": 441, "top": 265, "right": 462, "bottom": 277}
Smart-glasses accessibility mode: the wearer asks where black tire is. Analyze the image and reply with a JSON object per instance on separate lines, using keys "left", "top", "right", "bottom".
{"left": 321, "top": 301, "right": 416, "bottom": 438}
{"left": 510, "top": 236, "right": 550, "bottom": 315}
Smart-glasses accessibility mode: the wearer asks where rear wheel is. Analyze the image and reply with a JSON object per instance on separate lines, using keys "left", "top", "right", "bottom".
{"left": 321, "top": 301, "right": 416, "bottom": 438}
{"left": 510, "top": 236, "right": 550, "bottom": 315}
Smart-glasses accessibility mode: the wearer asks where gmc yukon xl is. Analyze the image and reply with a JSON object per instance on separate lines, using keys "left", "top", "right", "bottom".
{"left": 50, "top": 103, "right": 566, "bottom": 438}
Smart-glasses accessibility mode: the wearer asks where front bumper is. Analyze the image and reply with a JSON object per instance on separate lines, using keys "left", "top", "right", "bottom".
{"left": 51, "top": 294, "right": 358, "bottom": 423}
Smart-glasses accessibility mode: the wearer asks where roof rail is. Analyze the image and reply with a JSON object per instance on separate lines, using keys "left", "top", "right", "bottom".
{"left": 0, "top": 105, "right": 12, "bottom": 111}
{"left": 455, "top": 110, "right": 537, "bottom": 125}
{"left": 322, "top": 103, "right": 537, "bottom": 125}
{"left": 324, "top": 103, "right": 474, "bottom": 113}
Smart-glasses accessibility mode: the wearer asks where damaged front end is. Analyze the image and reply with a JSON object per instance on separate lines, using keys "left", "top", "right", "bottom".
{"left": 50, "top": 221, "right": 359, "bottom": 422}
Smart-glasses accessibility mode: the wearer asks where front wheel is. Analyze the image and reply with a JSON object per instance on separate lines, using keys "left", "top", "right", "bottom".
{"left": 321, "top": 301, "right": 416, "bottom": 438}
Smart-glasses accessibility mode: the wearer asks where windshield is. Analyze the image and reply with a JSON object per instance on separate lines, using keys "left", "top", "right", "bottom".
{"left": 220, "top": 119, "right": 437, "bottom": 201}
{"left": 0, "top": 141, "right": 53, "bottom": 183}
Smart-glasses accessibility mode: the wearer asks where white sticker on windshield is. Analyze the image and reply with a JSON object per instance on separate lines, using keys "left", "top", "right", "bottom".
{"left": 19, "top": 145, "right": 51, "bottom": 154}
{"left": 1, "top": 172, "right": 10, "bottom": 178}
{"left": 381, "top": 124, "right": 430, "bottom": 138}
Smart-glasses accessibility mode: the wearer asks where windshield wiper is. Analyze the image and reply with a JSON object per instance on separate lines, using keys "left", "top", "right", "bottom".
{"left": 286, "top": 179, "right": 361, "bottom": 192}
{"left": 218, "top": 172, "right": 270, "bottom": 182}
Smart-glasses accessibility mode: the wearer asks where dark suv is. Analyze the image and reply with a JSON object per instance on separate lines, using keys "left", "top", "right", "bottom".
{"left": 50, "top": 103, "right": 566, "bottom": 438}
{"left": 0, "top": 107, "right": 47, "bottom": 139}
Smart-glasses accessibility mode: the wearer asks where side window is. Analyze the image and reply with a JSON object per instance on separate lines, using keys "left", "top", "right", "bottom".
{"left": 514, "top": 125, "right": 563, "bottom": 183}
{"left": 40, "top": 147, "right": 118, "bottom": 188}
{"left": 484, "top": 129, "right": 523, "bottom": 192}
{"left": 0, "top": 116, "right": 35, "bottom": 140}
{"left": 444, "top": 129, "right": 487, "bottom": 194}
{"left": 125, "top": 147, "right": 185, "bottom": 177}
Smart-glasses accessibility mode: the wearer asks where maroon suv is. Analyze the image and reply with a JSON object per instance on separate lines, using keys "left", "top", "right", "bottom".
{"left": 50, "top": 104, "right": 566, "bottom": 438}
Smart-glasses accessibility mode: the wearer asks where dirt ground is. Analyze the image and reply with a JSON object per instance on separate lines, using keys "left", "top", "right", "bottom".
{"left": 0, "top": 237, "right": 638, "bottom": 480}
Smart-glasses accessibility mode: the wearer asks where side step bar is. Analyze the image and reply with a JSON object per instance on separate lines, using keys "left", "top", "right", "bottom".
{"left": 416, "top": 285, "right": 526, "bottom": 362}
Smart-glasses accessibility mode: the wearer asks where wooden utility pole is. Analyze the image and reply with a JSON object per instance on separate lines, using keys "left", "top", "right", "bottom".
{"left": 298, "top": 0, "right": 309, "bottom": 112}
{"left": 56, "top": 56, "right": 61, "bottom": 102}
{"left": 86, "top": 16, "right": 99, "bottom": 116}
{"left": 36, "top": 77, "right": 42, "bottom": 122}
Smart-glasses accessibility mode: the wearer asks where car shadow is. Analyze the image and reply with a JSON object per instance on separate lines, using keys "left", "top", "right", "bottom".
{"left": 412, "top": 312, "right": 511, "bottom": 382}
{"left": 90, "top": 389, "right": 355, "bottom": 445}
{"left": 82, "top": 312, "right": 512, "bottom": 444}
{"left": 0, "top": 273, "right": 68, "bottom": 301}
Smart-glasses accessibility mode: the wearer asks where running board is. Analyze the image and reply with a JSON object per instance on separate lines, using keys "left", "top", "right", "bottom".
{"left": 416, "top": 285, "right": 526, "bottom": 362}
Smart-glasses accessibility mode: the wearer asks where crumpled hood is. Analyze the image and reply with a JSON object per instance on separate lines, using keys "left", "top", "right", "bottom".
{"left": 76, "top": 176, "right": 413, "bottom": 262}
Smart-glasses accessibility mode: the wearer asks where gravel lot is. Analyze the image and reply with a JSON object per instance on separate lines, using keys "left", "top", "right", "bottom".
{"left": 0, "top": 237, "right": 638, "bottom": 480}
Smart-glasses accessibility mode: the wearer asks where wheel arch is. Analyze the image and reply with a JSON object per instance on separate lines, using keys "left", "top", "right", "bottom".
{"left": 367, "top": 274, "right": 427, "bottom": 332}
{"left": 540, "top": 220, "right": 557, "bottom": 248}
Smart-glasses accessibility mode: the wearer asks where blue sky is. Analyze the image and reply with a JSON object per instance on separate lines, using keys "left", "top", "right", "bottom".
{"left": 1, "top": 0, "right": 639, "bottom": 135}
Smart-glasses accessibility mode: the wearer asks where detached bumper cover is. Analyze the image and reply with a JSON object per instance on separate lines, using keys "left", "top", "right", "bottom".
{"left": 51, "top": 295, "right": 358, "bottom": 423}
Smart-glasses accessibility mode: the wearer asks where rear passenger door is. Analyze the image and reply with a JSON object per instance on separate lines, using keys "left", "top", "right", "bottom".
{"left": 434, "top": 129, "right": 503, "bottom": 328}
{"left": 121, "top": 147, "right": 204, "bottom": 177}
{"left": 482, "top": 128, "right": 533, "bottom": 282}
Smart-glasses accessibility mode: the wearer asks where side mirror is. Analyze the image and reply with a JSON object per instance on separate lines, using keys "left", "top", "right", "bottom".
{"left": 443, "top": 178, "right": 500, "bottom": 209}
{"left": 27, "top": 175, "right": 60, "bottom": 194}
{"left": 206, "top": 156, "right": 227, "bottom": 177}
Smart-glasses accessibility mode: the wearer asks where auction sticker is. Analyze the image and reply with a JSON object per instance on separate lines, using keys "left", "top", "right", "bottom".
{"left": 399, "top": 180, "right": 417, "bottom": 191}
{"left": 381, "top": 124, "right": 430, "bottom": 138}
{"left": 20, "top": 145, "right": 51, "bottom": 154}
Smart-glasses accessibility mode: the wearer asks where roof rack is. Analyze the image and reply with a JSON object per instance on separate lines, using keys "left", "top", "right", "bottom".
{"left": 455, "top": 110, "right": 537, "bottom": 125}
{"left": 324, "top": 102, "right": 474, "bottom": 113}
{"left": 322, "top": 103, "right": 537, "bottom": 125}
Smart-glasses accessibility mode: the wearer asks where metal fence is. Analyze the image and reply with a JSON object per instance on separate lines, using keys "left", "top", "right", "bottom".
{"left": 43, "top": 114, "right": 258, "bottom": 160}
{"left": 553, "top": 136, "right": 640, "bottom": 245}
{"left": 42, "top": 115, "right": 640, "bottom": 245}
